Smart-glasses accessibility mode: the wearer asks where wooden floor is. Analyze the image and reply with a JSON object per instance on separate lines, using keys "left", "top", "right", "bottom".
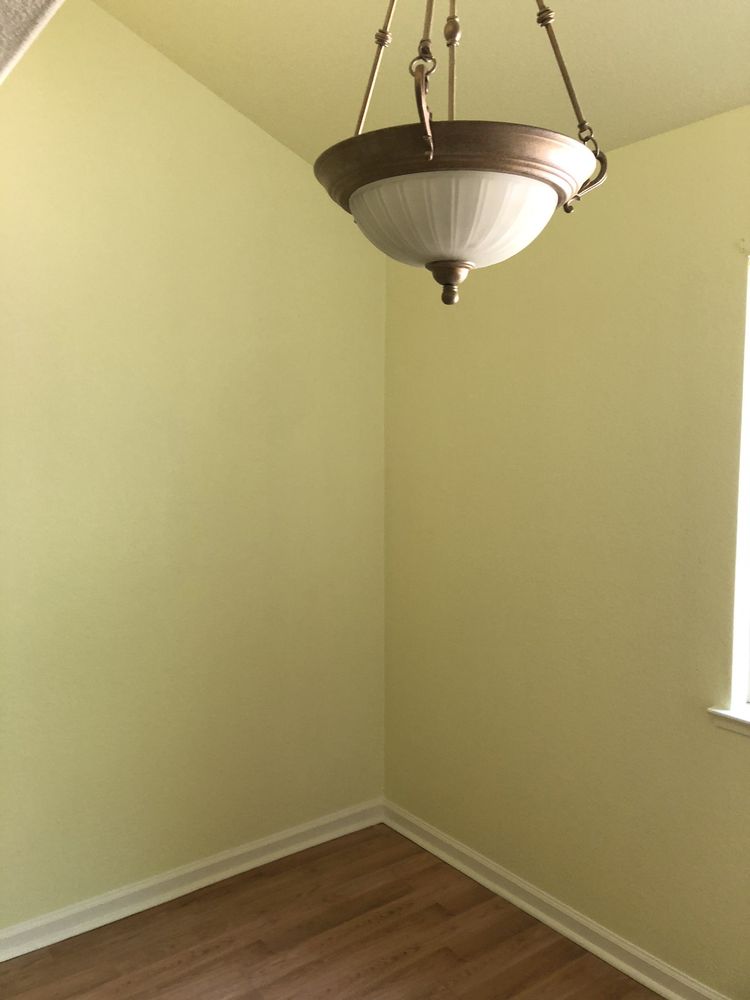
{"left": 1, "top": 825, "right": 660, "bottom": 999}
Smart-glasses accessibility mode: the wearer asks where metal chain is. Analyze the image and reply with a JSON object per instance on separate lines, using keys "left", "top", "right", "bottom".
{"left": 355, "top": 0, "right": 400, "bottom": 136}
{"left": 420, "top": 0, "right": 436, "bottom": 59}
{"left": 534, "top": 1, "right": 608, "bottom": 209}
{"left": 534, "top": 2, "right": 589, "bottom": 140}
{"left": 444, "top": 0, "right": 461, "bottom": 121}
{"left": 409, "top": 0, "right": 437, "bottom": 81}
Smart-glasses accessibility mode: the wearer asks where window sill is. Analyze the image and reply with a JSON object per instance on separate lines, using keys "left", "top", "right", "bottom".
{"left": 708, "top": 706, "right": 750, "bottom": 737}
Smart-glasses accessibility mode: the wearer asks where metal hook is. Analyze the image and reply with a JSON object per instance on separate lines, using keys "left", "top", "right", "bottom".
{"left": 564, "top": 148, "right": 608, "bottom": 213}
{"left": 413, "top": 62, "right": 435, "bottom": 161}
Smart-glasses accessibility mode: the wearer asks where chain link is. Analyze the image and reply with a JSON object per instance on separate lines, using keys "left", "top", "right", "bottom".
{"left": 534, "top": 0, "right": 607, "bottom": 208}
{"left": 355, "top": 0, "right": 400, "bottom": 136}
{"left": 445, "top": 1, "right": 460, "bottom": 121}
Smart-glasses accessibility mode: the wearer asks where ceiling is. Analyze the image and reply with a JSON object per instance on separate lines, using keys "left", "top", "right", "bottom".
{"left": 94, "top": 0, "right": 750, "bottom": 164}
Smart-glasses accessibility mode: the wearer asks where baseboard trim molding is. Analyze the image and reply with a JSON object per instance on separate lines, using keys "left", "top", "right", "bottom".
{"left": 0, "top": 798, "right": 385, "bottom": 963}
{"left": 1, "top": 796, "right": 733, "bottom": 1000}
{"left": 382, "top": 801, "right": 730, "bottom": 1000}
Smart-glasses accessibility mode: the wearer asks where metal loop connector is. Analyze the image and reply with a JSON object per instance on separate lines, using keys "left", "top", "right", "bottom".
{"left": 583, "top": 136, "right": 600, "bottom": 156}
{"left": 409, "top": 55, "right": 437, "bottom": 77}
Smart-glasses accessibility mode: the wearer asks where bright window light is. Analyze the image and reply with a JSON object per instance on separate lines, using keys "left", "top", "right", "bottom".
{"left": 730, "top": 258, "right": 750, "bottom": 712}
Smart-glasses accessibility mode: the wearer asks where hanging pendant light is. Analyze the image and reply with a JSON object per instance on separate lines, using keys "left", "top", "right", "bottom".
{"left": 315, "top": 0, "right": 607, "bottom": 304}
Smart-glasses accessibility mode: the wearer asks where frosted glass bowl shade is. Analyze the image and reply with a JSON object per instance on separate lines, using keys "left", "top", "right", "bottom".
{"left": 350, "top": 169, "right": 558, "bottom": 269}
{"left": 314, "top": 121, "right": 596, "bottom": 300}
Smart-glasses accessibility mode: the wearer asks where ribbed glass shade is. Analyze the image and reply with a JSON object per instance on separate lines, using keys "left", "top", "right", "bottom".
{"left": 349, "top": 169, "right": 558, "bottom": 268}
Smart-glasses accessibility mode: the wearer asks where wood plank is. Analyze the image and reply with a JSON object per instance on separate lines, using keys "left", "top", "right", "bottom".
{"left": 0, "top": 824, "right": 661, "bottom": 1000}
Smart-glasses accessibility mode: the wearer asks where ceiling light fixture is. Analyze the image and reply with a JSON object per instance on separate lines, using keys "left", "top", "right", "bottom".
{"left": 315, "top": 0, "right": 607, "bottom": 304}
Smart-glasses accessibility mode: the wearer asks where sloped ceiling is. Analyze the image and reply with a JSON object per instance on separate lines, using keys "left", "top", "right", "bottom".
{"left": 95, "top": 0, "right": 750, "bottom": 164}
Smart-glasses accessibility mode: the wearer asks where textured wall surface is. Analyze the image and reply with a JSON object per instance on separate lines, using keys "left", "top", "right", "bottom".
{"left": 0, "top": 0, "right": 384, "bottom": 927}
{"left": 385, "top": 107, "right": 750, "bottom": 999}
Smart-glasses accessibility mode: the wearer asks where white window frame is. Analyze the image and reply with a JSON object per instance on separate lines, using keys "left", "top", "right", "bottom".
{"left": 710, "top": 254, "right": 750, "bottom": 735}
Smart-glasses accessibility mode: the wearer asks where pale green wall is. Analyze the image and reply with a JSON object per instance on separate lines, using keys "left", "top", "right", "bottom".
{"left": 0, "top": 0, "right": 384, "bottom": 927}
{"left": 385, "top": 107, "right": 750, "bottom": 999}
{"left": 3, "top": 1, "right": 749, "bottom": 991}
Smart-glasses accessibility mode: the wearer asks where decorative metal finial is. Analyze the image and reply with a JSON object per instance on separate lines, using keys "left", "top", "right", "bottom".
{"left": 426, "top": 261, "right": 474, "bottom": 305}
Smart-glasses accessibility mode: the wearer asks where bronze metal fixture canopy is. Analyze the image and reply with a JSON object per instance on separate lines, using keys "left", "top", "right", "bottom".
{"left": 315, "top": 121, "right": 596, "bottom": 215}
{"left": 314, "top": 0, "right": 608, "bottom": 305}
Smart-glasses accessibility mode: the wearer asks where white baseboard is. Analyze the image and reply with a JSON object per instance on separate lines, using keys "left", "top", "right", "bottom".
{"left": 383, "top": 801, "right": 730, "bottom": 1000}
{"left": 0, "top": 798, "right": 385, "bottom": 963}
{"left": 0, "top": 796, "right": 733, "bottom": 1000}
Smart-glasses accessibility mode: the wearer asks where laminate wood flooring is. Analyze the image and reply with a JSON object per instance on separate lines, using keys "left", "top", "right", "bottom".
{"left": 0, "top": 824, "right": 660, "bottom": 999}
